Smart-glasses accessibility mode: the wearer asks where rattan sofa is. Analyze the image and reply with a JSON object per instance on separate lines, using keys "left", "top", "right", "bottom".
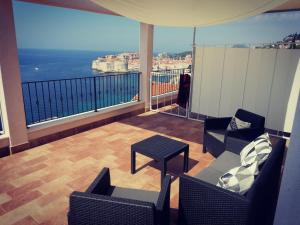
{"left": 68, "top": 167, "right": 171, "bottom": 225}
{"left": 178, "top": 137, "right": 286, "bottom": 225}
{"left": 203, "top": 109, "right": 265, "bottom": 157}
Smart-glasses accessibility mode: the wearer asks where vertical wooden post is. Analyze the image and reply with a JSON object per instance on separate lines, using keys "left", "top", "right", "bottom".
{"left": 0, "top": 0, "right": 29, "bottom": 153}
{"left": 140, "top": 23, "right": 154, "bottom": 111}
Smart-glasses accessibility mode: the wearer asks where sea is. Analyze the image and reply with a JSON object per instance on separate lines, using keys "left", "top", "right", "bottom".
{"left": 19, "top": 48, "right": 117, "bottom": 82}
{"left": 18, "top": 49, "right": 140, "bottom": 126}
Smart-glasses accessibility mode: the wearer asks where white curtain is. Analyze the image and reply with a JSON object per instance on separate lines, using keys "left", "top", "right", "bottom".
{"left": 191, "top": 47, "right": 300, "bottom": 132}
{"left": 91, "top": 0, "right": 288, "bottom": 27}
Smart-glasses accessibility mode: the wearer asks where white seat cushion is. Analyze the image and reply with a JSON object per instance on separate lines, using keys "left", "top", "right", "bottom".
{"left": 207, "top": 130, "right": 226, "bottom": 142}
{"left": 209, "top": 151, "right": 241, "bottom": 173}
{"left": 195, "top": 167, "right": 224, "bottom": 185}
{"left": 108, "top": 186, "right": 159, "bottom": 205}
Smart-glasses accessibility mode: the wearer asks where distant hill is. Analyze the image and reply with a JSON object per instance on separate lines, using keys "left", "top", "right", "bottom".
{"left": 261, "top": 33, "right": 300, "bottom": 49}
{"left": 282, "top": 33, "right": 300, "bottom": 42}
{"left": 232, "top": 44, "right": 248, "bottom": 48}
{"left": 170, "top": 51, "right": 192, "bottom": 58}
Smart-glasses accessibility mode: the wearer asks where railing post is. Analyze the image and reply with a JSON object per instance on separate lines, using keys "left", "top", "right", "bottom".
{"left": 0, "top": 103, "right": 4, "bottom": 134}
{"left": 93, "top": 76, "right": 97, "bottom": 112}
{"left": 149, "top": 72, "right": 152, "bottom": 109}
{"left": 138, "top": 72, "right": 141, "bottom": 101}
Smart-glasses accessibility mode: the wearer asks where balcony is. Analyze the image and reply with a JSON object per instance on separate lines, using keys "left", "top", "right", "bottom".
{"left": 0, "top": 111, "right": 212, "bottom": 225}
{"left": 0, "top": 1, "right": 300, "bottom": 225}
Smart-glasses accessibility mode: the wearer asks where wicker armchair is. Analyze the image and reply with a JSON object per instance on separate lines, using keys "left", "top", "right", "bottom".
{"left": 203, "top": 108, "right": 265, "bottom": 157}
{"left": 178, "top": 137, "right": 286, "bottom": 225}
{"left": 68, "top": 168, "right": 171, "bottom": 225}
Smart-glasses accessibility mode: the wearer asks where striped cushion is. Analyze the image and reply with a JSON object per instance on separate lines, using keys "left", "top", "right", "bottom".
{"left": 217, "top": 161, "right": 258, "bottom": 195}
{"left": 240, "top": 133, "right": 272, "bottom": 168}
{"left": 227, "top": 116, "right": 251, "bottom": 131}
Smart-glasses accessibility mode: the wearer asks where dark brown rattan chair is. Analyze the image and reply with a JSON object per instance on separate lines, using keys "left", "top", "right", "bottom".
{"left": 178, "top": 137, "right": 286, "bottom": 225}
{"left": 203, "top": 108, "right": 265, "bottom": 157}
{"left": 68, "top": 167, "right": 171, "bottom": 225}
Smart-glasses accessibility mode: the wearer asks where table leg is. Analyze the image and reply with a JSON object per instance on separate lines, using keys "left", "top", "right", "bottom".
{"left": 161, "top": 160, "right": 167, "bottom": 185}
{"left": 131, "top": 149, "right": 136, "bottom": 174}
{"left": 184, "top": 146, "right": 189, "bottom": 172}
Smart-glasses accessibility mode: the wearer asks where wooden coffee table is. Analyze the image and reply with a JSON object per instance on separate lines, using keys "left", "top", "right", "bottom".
{"left": 131, "top": 135, "right": 189, "bottom": 185}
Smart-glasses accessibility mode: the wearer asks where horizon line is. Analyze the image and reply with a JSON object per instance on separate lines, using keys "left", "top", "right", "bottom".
{"left": 17, "top": 48, "right": 192, "bottom": 54}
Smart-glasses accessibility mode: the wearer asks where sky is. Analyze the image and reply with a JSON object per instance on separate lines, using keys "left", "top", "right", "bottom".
{"left": 13, "top": 1, "right": 300, "bottom": 53}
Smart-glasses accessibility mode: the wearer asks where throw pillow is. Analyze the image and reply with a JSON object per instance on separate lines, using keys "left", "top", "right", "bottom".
{"left": 227, "top": 116, "right": 251, "bottom": 131}
{"left": 240, "top": 133, "right": 272, "bottom": 167}
{"left": 217, "top": 161, "right": 258, "bottom": 195}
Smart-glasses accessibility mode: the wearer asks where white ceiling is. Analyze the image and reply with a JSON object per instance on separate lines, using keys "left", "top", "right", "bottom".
{"left": 18, "top": 0, "right": 120, "bottom": 16}
{"left": 18, "top": 0, "right": 300, "bottom": 15}
{"left": 18, "top": 0, "right": 300, "bottom": 26}
{"left": 89, "top": 0, "right": 298, "bottom": 26}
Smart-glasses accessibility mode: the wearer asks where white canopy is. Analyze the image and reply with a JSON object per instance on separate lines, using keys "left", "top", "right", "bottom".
{"left": 91, "top": 0, "right": 290, "bottom": 27}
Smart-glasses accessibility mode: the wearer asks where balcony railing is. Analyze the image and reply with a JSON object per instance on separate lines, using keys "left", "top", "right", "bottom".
{"left": 151, "top": 69, "right": 184, "bottom": 96}
{"left": 22, "top": 72, "right": 141, "bottom": 126}
{"left": 0, "top": 108, "right": 3, "bottom": 134}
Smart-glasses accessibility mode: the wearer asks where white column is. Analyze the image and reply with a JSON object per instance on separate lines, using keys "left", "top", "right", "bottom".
{"left": 0, "top": 0, "right": 28, "bottom": 153}
{"left": 139, "top": 23, "right": 153, "bottom": 111}
{"left": 274, "top": 94, "right": 300, "bottom": 225}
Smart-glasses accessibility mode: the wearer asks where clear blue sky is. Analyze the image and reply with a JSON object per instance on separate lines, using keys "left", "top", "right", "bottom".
{"left": 13, "top": 0, "right": 300, "bottom": 53}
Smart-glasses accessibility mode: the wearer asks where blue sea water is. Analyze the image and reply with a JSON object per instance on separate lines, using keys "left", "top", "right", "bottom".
{"left": 18, "top": 48, "right": 117, "bottom": 81}
{"left": 18, "top": 49, "right": 140, "bottom": 125}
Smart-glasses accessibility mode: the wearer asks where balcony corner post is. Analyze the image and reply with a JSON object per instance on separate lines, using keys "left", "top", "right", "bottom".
{"left": 139, "top": 23, "right": 154, "bottom": 111}
{"left": 0, "top": 0, "right": 29, "bottom": 154}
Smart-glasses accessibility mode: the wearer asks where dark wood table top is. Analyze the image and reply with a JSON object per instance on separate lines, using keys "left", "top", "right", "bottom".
{"left": 131, "top": 135, "right": 188, "bottom": 161}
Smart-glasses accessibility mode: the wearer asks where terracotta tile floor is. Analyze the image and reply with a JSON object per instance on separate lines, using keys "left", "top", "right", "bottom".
{"left": 0, "top": 111, "right": 214, "bottom": 225}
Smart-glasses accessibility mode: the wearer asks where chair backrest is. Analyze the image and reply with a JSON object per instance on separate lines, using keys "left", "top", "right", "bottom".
{"left": 69, "top": 192, "right": 156, "bottom": 225}
{"left": 246, "top": 138, "right": 286, "bottom": 225}
{"left": 235, "top": 109, "right": 265, "bottom": 129}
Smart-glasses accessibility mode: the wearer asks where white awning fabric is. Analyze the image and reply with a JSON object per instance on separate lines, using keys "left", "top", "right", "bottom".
{"left": 91, "top": 0, "right": 289, "bottom": 27}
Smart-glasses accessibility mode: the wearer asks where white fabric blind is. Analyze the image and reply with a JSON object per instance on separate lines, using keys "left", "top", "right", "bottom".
{"left": 192, "top": 47, "right": 300, "bottom": 132}
{"left": 91, "top": 0, "right": 288, "bottom": 27}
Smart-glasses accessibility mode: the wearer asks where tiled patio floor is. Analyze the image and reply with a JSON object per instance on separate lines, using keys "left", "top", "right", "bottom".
{"left": 0, "top": 111, "right": 214, "bottom": 225}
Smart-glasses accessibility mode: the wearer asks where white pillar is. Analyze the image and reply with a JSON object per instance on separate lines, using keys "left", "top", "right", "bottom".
{"left": 139, "top": 23, "right": 153, "bottom": 111}
{"left": 274, "top": 94, "right": 300, "bottom": 225}
{"left": 0, "top": 0, "right": 29, "bottom": 153}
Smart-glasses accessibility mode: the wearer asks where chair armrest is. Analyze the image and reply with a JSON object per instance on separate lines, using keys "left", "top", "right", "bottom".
{"left": 156, "top": 175, "right": 171, "bottom": 225}
{"left": 225, "top": 136, "right": 250, "bottom": 155}
{"left": 204, "top": 117, "right": 232, "bottom": 131}
{"left": 86, "top": 167, "right": 111, "bottom": 194}
{"left": 178, "top": 175, "right": 250, "bottom": 225}
{"left": 69, "top": 191, "right": 156, "bottom": 225}
{"left": 227, "top": 127, "right": 264, "bottom": 142}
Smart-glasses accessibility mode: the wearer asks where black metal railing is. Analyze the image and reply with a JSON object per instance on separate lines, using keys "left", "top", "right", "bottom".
{"left": 0, "top": 120, "right": 3, "bottom": 134}
{"left": 151, "top": 69, "right": 184, "bottom": 96}
{"left": 22, "top": 72, "right": 140, "bottom": 126}
{"left": 0, "top": 105, "right": 3, "bottom": 134}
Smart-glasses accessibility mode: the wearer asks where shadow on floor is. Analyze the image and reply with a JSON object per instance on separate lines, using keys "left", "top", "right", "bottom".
{"left": 120, "top": 111, "right": 204, "bottom": 144}
{"left": 135, "top": 155, "right": 199, "bottom": 183}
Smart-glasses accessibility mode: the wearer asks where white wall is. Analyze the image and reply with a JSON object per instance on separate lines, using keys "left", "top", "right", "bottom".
{"left": 191, "top": 47, "right": 300, "bottom": 132}
{"left": 274, "top": 94, "right": 300, "bottom": 225}
{"left": 283, "top": 58, "right": 300, "bottom": 132}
